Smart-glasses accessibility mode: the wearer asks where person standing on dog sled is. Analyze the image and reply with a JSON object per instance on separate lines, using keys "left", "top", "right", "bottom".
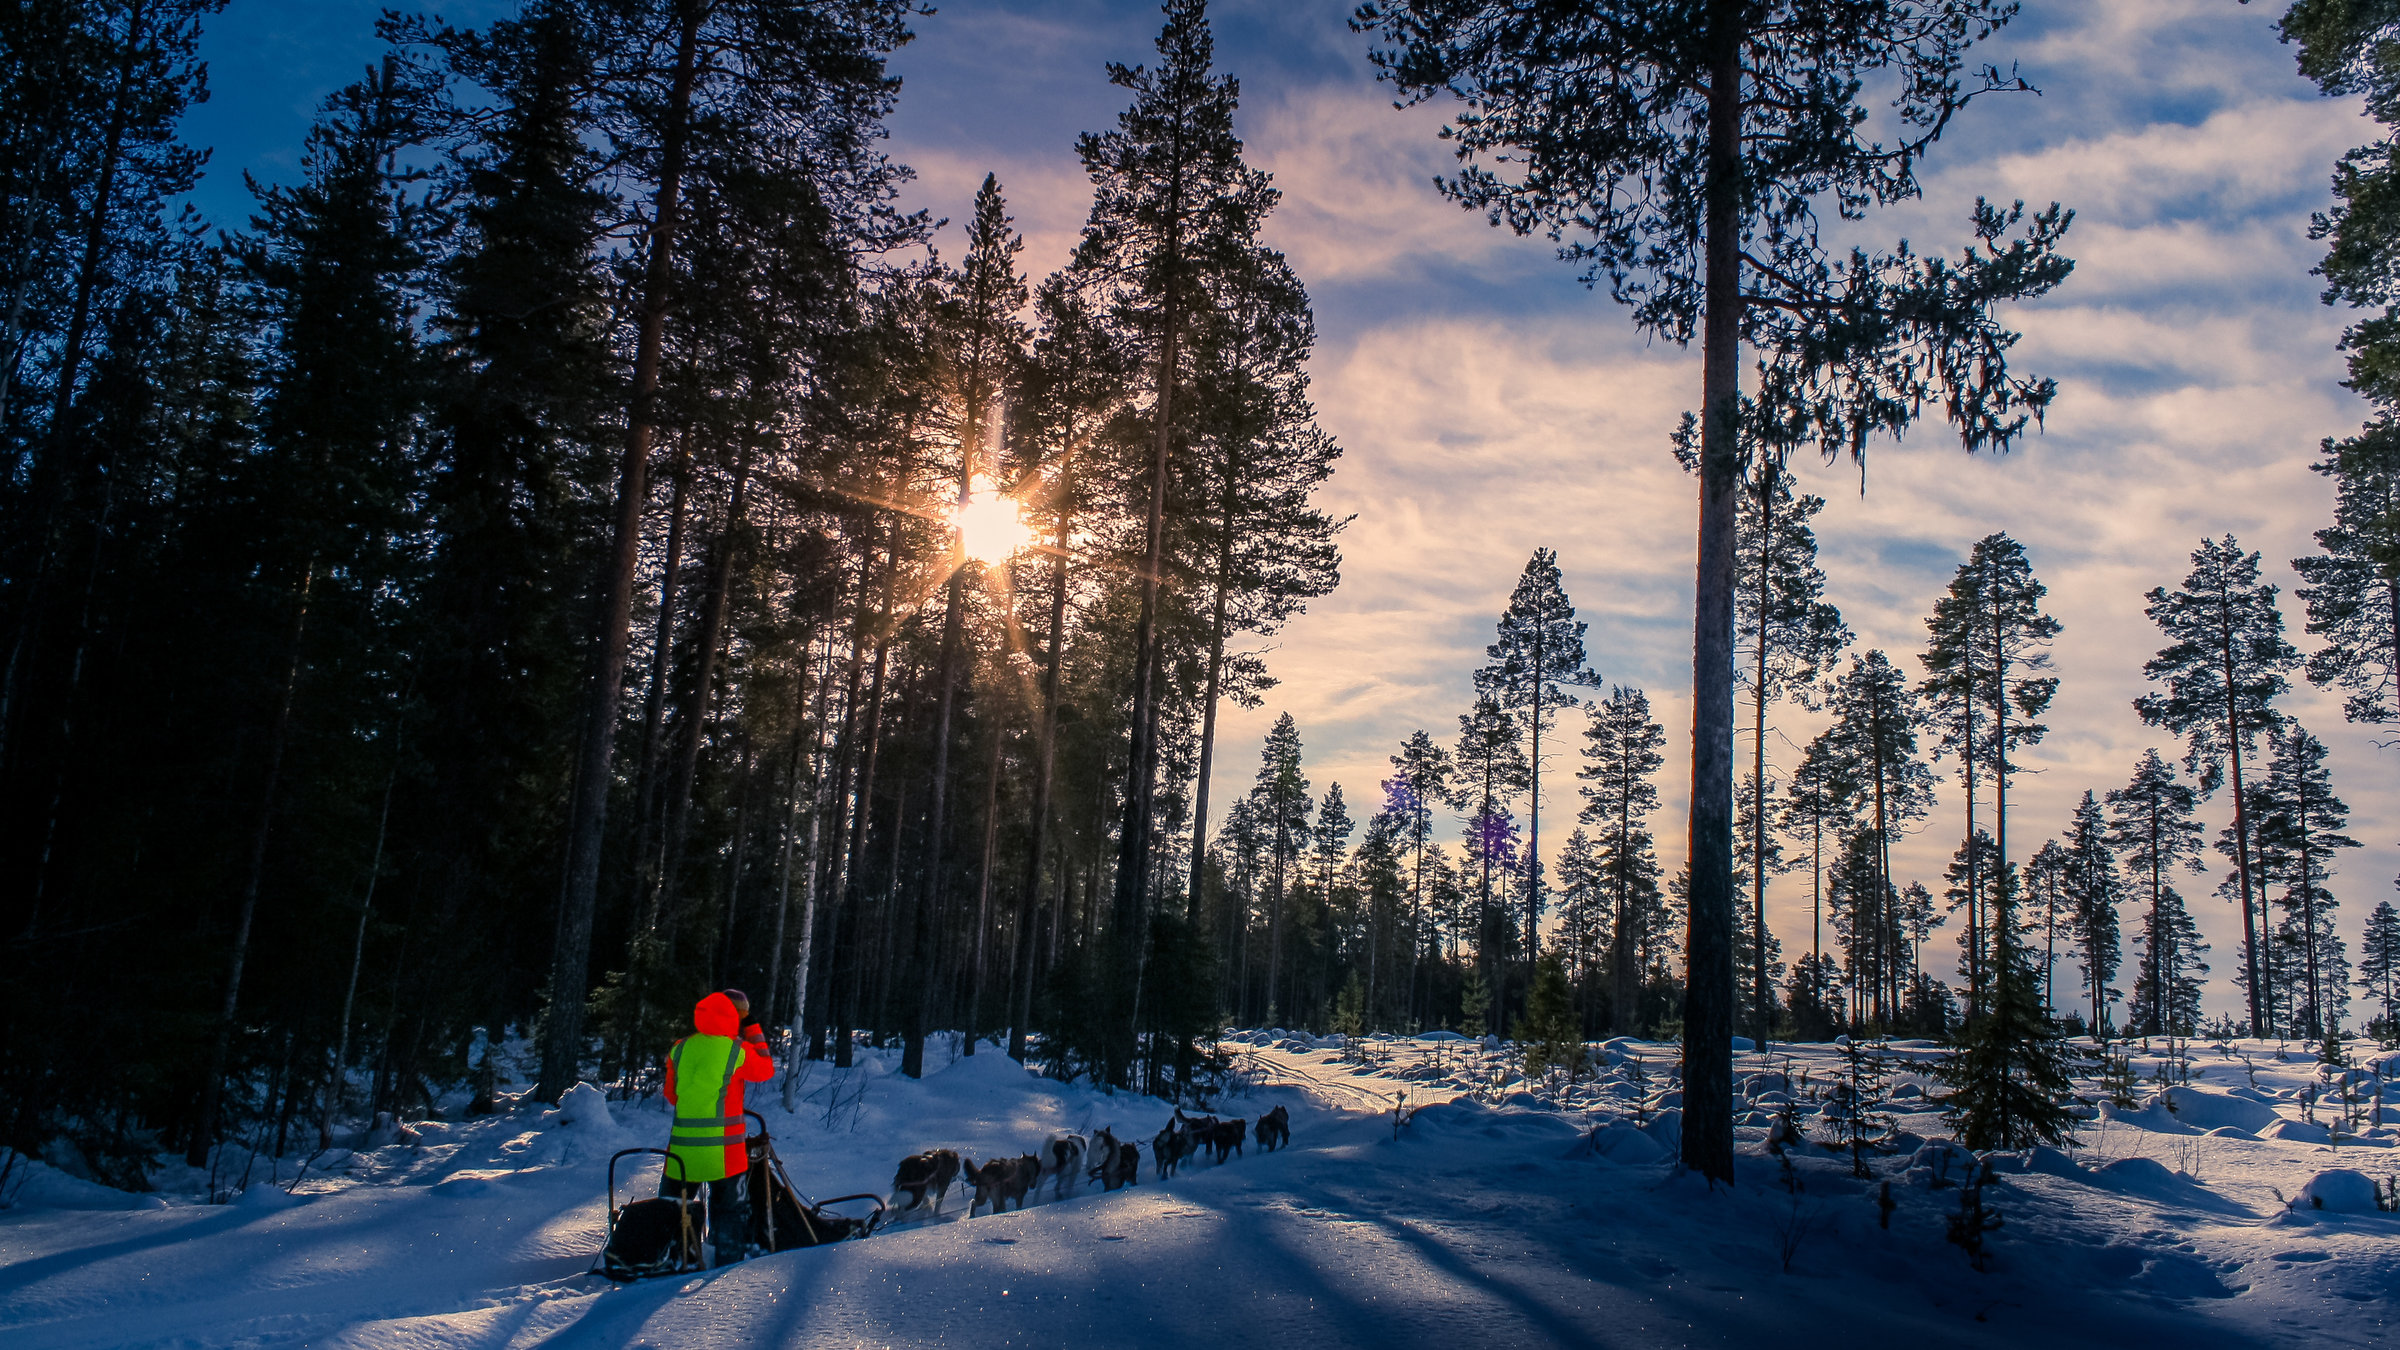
{"left": 662, "top": 988, "right": 773, "bottom": 1265}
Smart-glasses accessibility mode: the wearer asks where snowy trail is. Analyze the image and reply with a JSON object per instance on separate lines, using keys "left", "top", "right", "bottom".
{"left": 4, "top": 1036, "right": 2394, "bottom": 1347}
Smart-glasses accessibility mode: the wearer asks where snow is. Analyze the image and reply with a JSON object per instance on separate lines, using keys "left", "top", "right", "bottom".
{"left": 2, "top": 1033, "right": 2397, "bottom": 1347}
{"left": 2295, "top": 1170, "right": 2382, "bottom": 1215}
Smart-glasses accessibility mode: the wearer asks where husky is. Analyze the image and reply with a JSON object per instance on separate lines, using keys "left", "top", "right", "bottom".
{"left": 1037, "top": 1133, "right": 1087, "bottom": 1200}
{"left": 889, "top": 1148, "right": 961, "bottom": 1218}
{"left": 1151, "top": 1120, "right": 1194, "bottom": 1179}
{"left": 964, "top": 1154, "right": 1041, "bottom": 1216}
{"left": 1256, "top": 1104, "right": 1290, "bottom": 1152}
{"left": 1205, "top": 1117, "right": 1246, "bottom": 1164}
{"left": 1087, "top": 1127, "right": 1141, "bottom": 1191}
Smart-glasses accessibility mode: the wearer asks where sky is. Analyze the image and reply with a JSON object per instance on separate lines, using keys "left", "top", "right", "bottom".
{"left": 185, "top": 1, "right": 2393, "bottom": 1023}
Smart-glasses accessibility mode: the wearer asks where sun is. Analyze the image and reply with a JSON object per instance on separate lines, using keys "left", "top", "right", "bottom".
{"left": 953, "top": 477, "right": 1034, "bottom": 565}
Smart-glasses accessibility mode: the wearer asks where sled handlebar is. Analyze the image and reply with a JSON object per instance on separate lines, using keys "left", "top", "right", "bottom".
{"left": 607, "top": 1147, "right": 689, "bottom": 1215}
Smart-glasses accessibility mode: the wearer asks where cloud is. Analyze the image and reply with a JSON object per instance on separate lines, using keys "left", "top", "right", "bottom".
{"left": 876, "top": 0, "right": 2396, "bottom": 1022}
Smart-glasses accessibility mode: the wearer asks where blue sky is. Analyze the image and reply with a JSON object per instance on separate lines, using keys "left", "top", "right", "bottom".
{"left": 188, "top": 1, "right": 2392, "bottom": 1020}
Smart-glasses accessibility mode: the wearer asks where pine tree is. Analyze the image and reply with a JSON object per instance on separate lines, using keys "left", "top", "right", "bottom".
{"left": 1782, "top": 729, "right": 1858, "bottom": 1025}
{"left": 190, "top": 54, "right": 443, "bottom": 1167}
{"left": 1476, "top": 548, "right": 1597, "bottom": 963}
{"left": 2255, "top": 723, "right": 2359, "bottom": 1038}
{"left": 1455, "top": 690, "right": 1527, "bottom": 1014}
{"left": 1358, "top": 0, "right": 2073, "bottom": 1183}
{"left": 2106, "top": 749, "right": 2207, "bottom": 1036}
{"left": 2281, "top": 4, "right": 2400, "bottom": 402}
{"left": 2025, "top": 839, "right": 2070, "bottom": 1018}
{"left": 1580, "top": 685, "right": 1664, "bottom": 1036}
{"left": 1943, "top": 830, "right": 2004, "bottom": 1010}
{"left": 2129, "top": 885, "right": 2209, "bottom": 1037}
{"left": 538, "top": 0, "right": 919, "bottom": 1102}
{"left": 1075, "top": 1, "right": 1279, "bottom": 1006}
{"left": 1918, "top": 533, "right": 2059, "bottom": 1018}
{"left": 1384, "top": 729, "right": 1453, "bottom": 1014}
{"left": 2060, "top": 792, "right": 2122, "bottom": 1037}
{"left": 1249, "top": 713, "right": 1312, "bottom": 1023}
{"left": 2297, "top": 422, "right": 2400, "bottom": 729}
{"left": 1817, "top": 652, "right": 1936, "bottom": 1028}
{"left": 2136, "top": 534, "right": 2299, "bottom": 1043}
{"left": 1735, "top": 465, "right": 1849, "bottom": 1052}
{"left": 1180, "top": 238, "right": 1343, "bottom": 928}
{"left": 2362, "top": 898, "right": 2400, "bottom": 1033}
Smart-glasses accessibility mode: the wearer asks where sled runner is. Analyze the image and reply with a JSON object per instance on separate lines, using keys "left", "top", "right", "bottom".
{"left": 744, "top": 1110, "right": 886, "bottom": 1251}
{"left": 594, "top": 1148, "right": 703, "bottom": 1282}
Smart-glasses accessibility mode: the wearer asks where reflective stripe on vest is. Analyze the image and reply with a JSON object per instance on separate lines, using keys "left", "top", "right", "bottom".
{"left": 666, "top": 1033, "right": 744, "bottom": 1181}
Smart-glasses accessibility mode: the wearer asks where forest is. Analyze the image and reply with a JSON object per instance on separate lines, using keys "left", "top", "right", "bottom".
{"left": 6, "top": 0, "right": 2400, "bottom": 1204}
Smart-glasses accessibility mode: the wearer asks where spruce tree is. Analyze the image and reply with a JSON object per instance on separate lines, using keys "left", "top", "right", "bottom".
{"left": 2106, "top": 749, "right": 2207, "bottom": 1036}
{"left": 1734, "top": 466, "right": 1849, "bottom": 1052}
{"left": 1518, "top": 951, "right": 1584, "bottom": 1079}
{"left": 1938, "top": 918, "right": 2077, "bottom": 1150}
{"left": 2136, "top": 534, "right": 2299, "bottom": 1043}
{"left": 1820, "top": 1039, "right": 1893, "bottom": 1178}
{"left": 1357, "top": 0, "right": 2074, "bottom": 1183}
{"left": 1476, "top": 548, "right": 1597, "bottom": 961}
{"left": 1580, "top": 685, "right": 1664, "bottom": 1035}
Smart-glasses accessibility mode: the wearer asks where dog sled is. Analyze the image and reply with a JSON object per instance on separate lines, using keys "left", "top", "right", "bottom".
{"left": 593, "top": 1114, "right": 885, "bottom": 1283}
{"left": 742, "top": 1110, "right": 886, "bottom": 1252}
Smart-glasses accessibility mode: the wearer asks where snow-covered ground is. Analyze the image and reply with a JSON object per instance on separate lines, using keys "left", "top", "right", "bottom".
{"left": 2, "top": 1032, "right": 2395, "bottom": 1348}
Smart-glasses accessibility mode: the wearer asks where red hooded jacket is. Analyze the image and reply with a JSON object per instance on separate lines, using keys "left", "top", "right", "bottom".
{"left": 663, "top": 992, "right": 774, "bottom": 1181}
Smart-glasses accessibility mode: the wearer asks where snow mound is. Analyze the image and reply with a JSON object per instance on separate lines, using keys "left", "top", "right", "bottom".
{"left": 233, "top": 1181, "right": 299, "bottom": 1210}
{"left": 1, "top": 1157, "right": 162, "bottom": 1211}
{"left": 2258, "top": 1119, "right": 2332, "bottom": 1145}
{"left": 2093, "top": 1156, "right": 2179, "bottom": 1192}
{"left": 2203, "top": 1126, "right": 2255, "bottom": 1139}
{"left": 2296, "top": 1169, "right": 2381, "bottom": 1214}
{"left": 1641, "top": 1108, "right": 1681, "bottom": 1153}
{"left": 1581, "top": 1123, "right": 1669, "bottom": 1165}
{"left": 2160, "top": 1086, "right": 2280, "bottom": 1134}
{"left": 2014, "top": 1145, "right": 2084, "bottom": 1179}
{"left": 546, "top": 1081, "right": 634, "bottom": 1163}
{"left": 1903, "top": 1141, "right": 1980, "bottom": 1188}
{"left": 1415, "top": 1030, "right": 1465, "bottom": 1042}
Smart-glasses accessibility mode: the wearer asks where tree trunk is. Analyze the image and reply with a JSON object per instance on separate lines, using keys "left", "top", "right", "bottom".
{"left": 1013, "top": 460, "right": 1072, "bottom": 1062}
{"left": 906, "top": 564, "right": 966, "bottom": 1078}
{"left": 191, "top": 562, "right": 312, "bottom": 1166}
{"left": 657, "top": 436, "right": 754, "bottom": 922}
{"left": 536, "top": 2, "right": 702, "bottom": 1103}
{"left": 1750, "top": 469, "right": 1774, "bottom": 1053}
{"left": 2222, "top": 616, "right": 2264, "bottom": 1035}
{"left": 1680, "top": 0, "right": 1742, "bottom": 1186}
{"left": 322, "top": 719, "right": 402, "bottom": 1145}
{"left": 965, "top": 702, "right": 1003, "bottom": 1055}
{"left": 1186, "top": 508, "right": 1234, "bottom": 923}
